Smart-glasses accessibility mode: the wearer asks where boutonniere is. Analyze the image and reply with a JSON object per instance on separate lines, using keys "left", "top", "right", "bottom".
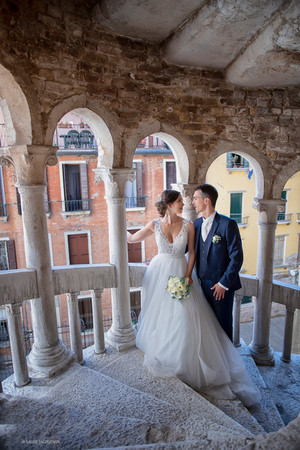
{"left": 212, "top": 234, "right": 221, "bottom": 244}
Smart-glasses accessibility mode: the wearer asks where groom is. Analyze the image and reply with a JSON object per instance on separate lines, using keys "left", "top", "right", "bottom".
{"left": 192, "top": 184, "right": 243, "bottom": 341}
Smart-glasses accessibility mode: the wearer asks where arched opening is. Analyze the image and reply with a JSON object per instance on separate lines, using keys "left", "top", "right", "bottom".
{"left": 273, "top": 171, "right": 300, "bottom": 285}
{"left": 0, "top": 64, "right": 32, "bottom": 147}
{"left": 46, "top": 109, "right": 115, "bottom": 348}
{"left": 126, "top": 132, "right": 188, "bottom": 322}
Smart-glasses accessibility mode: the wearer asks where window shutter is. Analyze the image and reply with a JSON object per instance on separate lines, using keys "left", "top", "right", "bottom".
{"left": 16, "top": 188, "right": 22, "bottom": 215}
{"left": 135, "top": 161, "right": 143, "bottom": 206}
{"left": 44, "top": 169, "right": 50, "bottom": 213}
{"left": 0, "top": 168, "right": 4, "bottom": 216}
{"left": 227, "top": 153, "right": 232, "bottom": 168}
{"left": 166, "top": 161, "right": 176, "bottom": 190}
{"left": 7, "top": 240, "right": 17, "bottom": 269}
{"left": 80, "top": 163, "right": 89, "bottom": 211}
{"left": 230, "top": 193, "right": 242, "bottom": 223}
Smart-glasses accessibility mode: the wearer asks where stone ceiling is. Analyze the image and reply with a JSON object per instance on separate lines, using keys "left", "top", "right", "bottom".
{"left": 94, "top": 0, "right": 300, "bottom": 88}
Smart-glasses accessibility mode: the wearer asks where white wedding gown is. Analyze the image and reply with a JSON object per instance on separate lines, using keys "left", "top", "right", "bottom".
{"left": 136, "top": 219, "right": 261, "bottom": 407}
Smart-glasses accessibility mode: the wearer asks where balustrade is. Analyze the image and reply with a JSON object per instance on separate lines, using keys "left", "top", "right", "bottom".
{"left": 0, "top": 265, "right": 299, "bottom": 390}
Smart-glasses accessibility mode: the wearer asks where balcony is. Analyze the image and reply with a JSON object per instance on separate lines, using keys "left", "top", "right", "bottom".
{"left": 230, "top": 214, "right": 249, "bottom": 227}
{"left": 126, "top": 196, "right": 147, "bottom": 211}
{"left": 277, "top": 213, "right": 292, "bottom": 224}
{"left": 60, "top": 198, "right": 91, "bottom": 216}
{"left": 0, "top": 202, "right": 8, "bottom": 222}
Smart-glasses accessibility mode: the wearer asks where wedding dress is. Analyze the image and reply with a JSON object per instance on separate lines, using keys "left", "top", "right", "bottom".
{"left": 136, "top": 219, "right": 261, "bottom": 407}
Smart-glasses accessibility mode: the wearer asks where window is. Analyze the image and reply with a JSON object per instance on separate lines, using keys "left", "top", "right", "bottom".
{"left": 164, "top": 160, "right": 177, "bottom": 190}
{"left": 78, "top": 297, "right": 93, "bottom": 330}
{"left": 230, "top": 192, "right": 243, "bottom": 224}
{"left": 227, "top": 153, "right": 249, "bottom": 169}
{"left": 0, "top": 240, "right": 17, "bottom": 270}
{"left": 68, "top": 233, "right": 89, "bottom": 265}
{"left": 0, "top": 167, "right": 6, "bottom": 217}
{"left": 61, "top": 162, "right": 90, "bottom": 212}
{"left": 128, "top": 228, "right": 143, "bottom": 322}
{"left": 126, "top": 161, "right": 144, "bottom": 209}
{"left": 127, "top": 229, "right": 142, "bottom": 263}
{"left": 274, "top": 235, "right": 286, "bottom": 266}
{"left": 277, "top": 190, "right": 287, "bottom": 221}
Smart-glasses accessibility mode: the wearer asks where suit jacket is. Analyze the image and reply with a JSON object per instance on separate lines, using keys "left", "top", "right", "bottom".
{"left": 194, "top": 212, "right": 243, "bottom": 291}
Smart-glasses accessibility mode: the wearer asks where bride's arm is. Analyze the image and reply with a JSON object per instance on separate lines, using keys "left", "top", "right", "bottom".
{"left": 127, "top": 220, "right": 155, "bottom": 243}
{"left": 185, "top": 221, "right": 195, "bottom": 284}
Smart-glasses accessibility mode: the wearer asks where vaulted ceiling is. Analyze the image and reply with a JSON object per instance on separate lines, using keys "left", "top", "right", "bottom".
{"left": 94, "top": 0, "right": 300, "bottom": 88}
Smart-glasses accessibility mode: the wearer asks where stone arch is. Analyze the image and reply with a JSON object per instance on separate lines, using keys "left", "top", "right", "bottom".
{"left": 200, "top": 140, "right": 274, "bottom": 200}
{"left": 0, "top": 64, "right": 32, "bottom": 146}
{"left": 272, "top": 158, "right": 300, "bottom": 199}
{"left": 123, "top": 120, "right": 194, "bottom": 184}
{"left": 45, "top": 96, "right": 119, "bottom": 168}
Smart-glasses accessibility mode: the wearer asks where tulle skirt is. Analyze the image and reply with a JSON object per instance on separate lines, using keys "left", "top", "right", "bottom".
{"left": 136, "top": 253, "right": 261, "bottom": 407}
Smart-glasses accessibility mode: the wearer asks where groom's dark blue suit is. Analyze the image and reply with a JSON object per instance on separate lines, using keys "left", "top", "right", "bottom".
{"left": 194, "top": 212, "right": 243, "bottom": 341}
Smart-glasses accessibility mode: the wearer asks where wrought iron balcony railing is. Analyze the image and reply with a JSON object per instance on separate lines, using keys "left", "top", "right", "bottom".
{"left": 126, "top": 196, "right": 147, "bottom": 209}
{"left": 230, "top": 214, "right": 249, "bottom": 226}
{"left": 277, "top": 213, "right": 292, "bottom": 223}
{"left": 0, "top": 203, "right": 7, "bottom": 217}
{"left": 62, "top": 199, "right": 91, "bottom": 212}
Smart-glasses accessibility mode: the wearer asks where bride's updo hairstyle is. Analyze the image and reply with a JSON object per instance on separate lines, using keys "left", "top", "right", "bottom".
{"left": 155, "top": 190, "right": 181, "bottom": 217}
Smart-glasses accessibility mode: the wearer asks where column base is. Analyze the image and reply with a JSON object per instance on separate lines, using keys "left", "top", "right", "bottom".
{"left": 27, "top": 340, "right": 75, "bottom": 377}
{"left": 105, "top": 325, "right": 136, "bottom": 352}
{"left": 248, "top": 343, "right": 275, "bottom": 366}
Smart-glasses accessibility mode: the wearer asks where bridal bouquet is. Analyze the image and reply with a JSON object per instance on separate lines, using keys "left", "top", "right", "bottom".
{"left": 167, "top": 276, "right": 193, "bottom": 301}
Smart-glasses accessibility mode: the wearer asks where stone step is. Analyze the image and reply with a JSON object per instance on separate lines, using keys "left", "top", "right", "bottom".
{"left": 1, "top": 363, "right": 253, "bottom": 449}
{"left": 236, "top": 342, "right": 285, "bottom": 433}
{"left": 83, "top": 345, "right": 264, "bottom": 436}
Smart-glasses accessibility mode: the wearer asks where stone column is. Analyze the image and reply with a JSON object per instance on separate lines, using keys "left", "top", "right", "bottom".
{"left": 172, "top": 183, "right": 199, "bottom": 222}
{"left": 92, "top": 288, "right": 105, "bottom": 354}
{"left": 233, "top": 294, "right": 243, "bottom": 347}
{"left": 282, "top": 306, "right": 296, "bottom": 363}
{"left": 67, "top": 292, "right": 84, "bottom": 364}
{"left": 1, "top": 145, "right": 73, "bottom": 376}
{"left": 6, "top": 303, "right": 30, "bottom": 387}
{"left": 249, "top": 199, "right": 285, "bottom": 365}
{"left": 94, "top": 167, "right": 136, "bottom": 350}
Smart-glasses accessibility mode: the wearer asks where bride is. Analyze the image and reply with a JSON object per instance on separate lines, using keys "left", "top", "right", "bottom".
{"left": 127, "top": 189, "right": 261, "bottom": 406}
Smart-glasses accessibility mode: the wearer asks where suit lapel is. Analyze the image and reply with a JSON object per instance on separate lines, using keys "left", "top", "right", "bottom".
{"left": 195, "top": 217, "right": 203, "bottom": 251}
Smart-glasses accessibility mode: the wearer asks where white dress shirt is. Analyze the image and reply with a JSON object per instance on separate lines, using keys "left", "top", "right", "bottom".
{"left": 201, "top": 211, "right": 216, "bottom": 241}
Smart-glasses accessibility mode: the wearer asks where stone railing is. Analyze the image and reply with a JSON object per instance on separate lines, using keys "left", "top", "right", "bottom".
{"left": 0, "top": 264, "right": 116, "bottom": 390}
{"left": 1, "top": 264, "right": 299, "bottom": 392}
{"left": 271, "top": 280, "right": 300, "bottom": 362}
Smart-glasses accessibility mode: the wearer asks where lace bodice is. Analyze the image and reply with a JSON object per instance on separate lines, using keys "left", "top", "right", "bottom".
{"left": 154, "top": 219, "right": 189, "bottom": 256}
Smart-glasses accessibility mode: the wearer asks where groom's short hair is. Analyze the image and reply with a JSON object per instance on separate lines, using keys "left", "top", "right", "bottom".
{"left": 195, "top": 184, "right": 218, "bottom": 207}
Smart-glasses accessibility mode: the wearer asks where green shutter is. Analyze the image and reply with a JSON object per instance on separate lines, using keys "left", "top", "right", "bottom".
{"left": 230, "top": 193, "right": 242, "bottom": 223}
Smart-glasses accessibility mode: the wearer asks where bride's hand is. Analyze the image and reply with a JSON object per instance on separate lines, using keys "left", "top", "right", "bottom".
{"left": 185, "top": 276, "right": 193, "bottom": 285}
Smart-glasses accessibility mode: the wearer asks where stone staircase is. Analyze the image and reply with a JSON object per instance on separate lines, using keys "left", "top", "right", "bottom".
{"left": 0, "top": 344, "right": 299, "bottom": 449}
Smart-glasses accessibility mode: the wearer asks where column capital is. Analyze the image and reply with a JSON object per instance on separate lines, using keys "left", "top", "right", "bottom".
{"left": 67, "top": 292, "right": 80, "bottom": 303}
{"left": 0, "top": 145, "right": 58, "bottom": 186}
{"left": 5, "top": 302, "right": 22, "bottom": 315}
{"left": 94, "top": 167, "right": 135, "bottom": 198}
{"left": 172, "top": 183, "right": 199, "bottom": 222}
{"left": 252, "top": 198, "right": 285, "bottom": 224}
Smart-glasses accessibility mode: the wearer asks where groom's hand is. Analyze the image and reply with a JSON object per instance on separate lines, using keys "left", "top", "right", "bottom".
{"left": 211, "top": 283, "right": 225, "bottom": 301}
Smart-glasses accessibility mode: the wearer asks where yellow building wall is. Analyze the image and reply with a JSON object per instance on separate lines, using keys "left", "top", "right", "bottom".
{"left": 206, "top": 154, "right": 300, "bottom": 279}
